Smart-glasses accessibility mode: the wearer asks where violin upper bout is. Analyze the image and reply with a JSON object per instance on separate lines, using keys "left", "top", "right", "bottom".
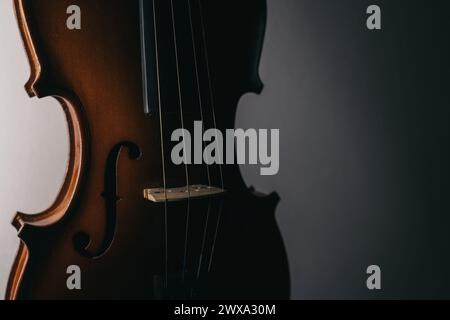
{"left": 11, "top": 0, "right": 88, "bottom": 231}
{"left": 247, "top": 0, "right": 267, "bottom": 95}
{"left": 202, "top": 0, "right": 267, "bottom": 101}
{"left": 240, "top": 0, "right": 267, "bottom": 97}
{"left": 14, "top": 0, "right": 42, "bottom": 98}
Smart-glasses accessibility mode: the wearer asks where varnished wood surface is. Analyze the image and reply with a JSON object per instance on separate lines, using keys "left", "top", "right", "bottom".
{"left": 7, "top": 0, "right": 290, "bottom": 299}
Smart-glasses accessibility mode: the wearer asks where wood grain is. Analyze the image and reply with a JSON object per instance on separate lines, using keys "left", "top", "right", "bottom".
{"left": 6, "top": 0, "right": 290, "bottom": 300}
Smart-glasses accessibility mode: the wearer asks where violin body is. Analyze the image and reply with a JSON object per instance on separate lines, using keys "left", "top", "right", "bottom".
{"left": 7, "top": 0, "right": 289, "bottom": 299}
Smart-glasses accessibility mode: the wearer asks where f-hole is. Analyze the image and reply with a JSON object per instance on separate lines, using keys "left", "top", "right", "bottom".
{"left": 73, "top": 141, "right": 141, "bottom": 258}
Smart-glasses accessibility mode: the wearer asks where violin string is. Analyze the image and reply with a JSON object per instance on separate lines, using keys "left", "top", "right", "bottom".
{"left": 143, "top": 0, "right": 169, "bottom": 289}
{"left": 196, "top": 197, "right": 212, "bottom": 280}
{"left": 169, "top": 0, "right": 192, "bottom": 287}
{"left": 208, "top": 196, "right": 224, "bottom": 272}
{"left": 186, "top": 0, "right": 213, "bottom": 284}
{"left": 187, "top": 0, "right": 211, "bottom": 188}
{"left": 196, "top": 0, "right": 226, "bottom": 273}
{"left": 181, "top": 206, "right": 190, "bottom": 285}
{"left": 183, "top": 0, "right": 212, "bottom": 283}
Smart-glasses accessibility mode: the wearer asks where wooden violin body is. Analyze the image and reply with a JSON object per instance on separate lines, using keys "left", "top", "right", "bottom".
{"left": 7, "top": 0, "right": 289, "bottom": 299}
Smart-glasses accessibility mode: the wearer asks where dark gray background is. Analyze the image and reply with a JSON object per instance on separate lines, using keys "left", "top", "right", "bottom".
{"left": 238, "top": 0, "right": 450, "bottom": 299}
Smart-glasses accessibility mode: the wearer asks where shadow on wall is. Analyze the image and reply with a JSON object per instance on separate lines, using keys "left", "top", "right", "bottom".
{"left": 238, "top": 0, "right": 450, "bottom": 299}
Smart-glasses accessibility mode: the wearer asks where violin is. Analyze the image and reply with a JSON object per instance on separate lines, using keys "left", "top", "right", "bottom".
{"left": 7, "top": 0, "right": 289, "bottom": 299}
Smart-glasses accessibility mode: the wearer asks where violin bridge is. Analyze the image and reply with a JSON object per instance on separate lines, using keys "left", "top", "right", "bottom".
{"left": 143, "top": 185, "right": 226, "bottom": 203}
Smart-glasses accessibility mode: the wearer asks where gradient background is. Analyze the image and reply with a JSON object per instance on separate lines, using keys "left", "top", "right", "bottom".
{"left": 0, "top": 0, "right": 449, "bottom": 299}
